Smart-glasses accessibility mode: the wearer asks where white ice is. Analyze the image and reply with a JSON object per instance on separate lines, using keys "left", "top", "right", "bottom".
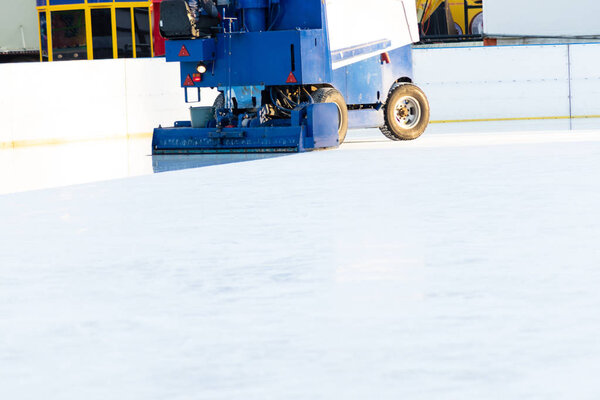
{"left": 2, "top": 128, "right": 600, "bottom": 399}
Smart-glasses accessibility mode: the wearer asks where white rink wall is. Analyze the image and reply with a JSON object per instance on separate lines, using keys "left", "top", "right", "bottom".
{"left": 0, "top": 58, "right": 216, "bottom": 148}
{"left": 2, "top": 43, "right": 600, "bottom": 147}
{"left": 413, "top": 43, "right": 600, "bottom": 123}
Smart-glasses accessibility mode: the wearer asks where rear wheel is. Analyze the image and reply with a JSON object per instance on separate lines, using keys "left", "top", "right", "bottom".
{"left": 380, "top": 84, "right": 430, "bottom": 141}
{"left": 312, "top": 88, "right": 349, "bottom": 144}
{"left": 213, "top": 92, "right": 225, "bottom": 121}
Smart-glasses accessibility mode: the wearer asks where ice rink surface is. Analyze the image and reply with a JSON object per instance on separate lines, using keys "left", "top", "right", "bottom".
{"left": 2, "top": 127, "right": 600, "bottom": 399}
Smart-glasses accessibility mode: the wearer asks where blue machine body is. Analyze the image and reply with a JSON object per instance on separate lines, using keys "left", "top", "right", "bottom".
{"left": 166, "top": 29, "right": 332, "bottom": 87}
{"left": 152, "top": 0, "right": 416, "bottom": 154}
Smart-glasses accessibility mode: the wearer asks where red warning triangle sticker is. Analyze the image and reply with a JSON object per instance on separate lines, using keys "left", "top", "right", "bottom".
{"left": 179, "top": 45, "right": 190, "bottom": 57}
{"left": 183, "top": 75, "right": 194, "bottom": 87}
{"left": 286, "top": 72, "right": 298, "bottom": 84}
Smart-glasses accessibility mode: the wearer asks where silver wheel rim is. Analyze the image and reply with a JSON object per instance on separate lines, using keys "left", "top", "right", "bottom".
{"left": 333, "top": 102, "right": 343, "bottom": 132}
{"left": 394, "top": 96, "right": 421, "bottom": 130}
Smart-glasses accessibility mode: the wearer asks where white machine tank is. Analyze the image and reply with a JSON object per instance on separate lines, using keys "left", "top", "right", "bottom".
{"left": 326, "top": 0, "right": 420, "bottom": 68}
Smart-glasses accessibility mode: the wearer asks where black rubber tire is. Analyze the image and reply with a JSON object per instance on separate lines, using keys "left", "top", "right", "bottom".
{"left": 213, "top": 92, "right": 224, "bottom": 107}
{"left": 213, "top": 92, "right": 224, "bottom": 119}
{"left": 380, "top": 84, "right": 430, "bottom": 141}
{"left": 311, "top": 88, "right": 349, "bottom": 144}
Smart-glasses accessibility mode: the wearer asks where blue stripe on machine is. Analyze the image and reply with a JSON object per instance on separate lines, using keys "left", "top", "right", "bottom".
{"left": 331, "top": 39, "right": 392, "bottom": 63}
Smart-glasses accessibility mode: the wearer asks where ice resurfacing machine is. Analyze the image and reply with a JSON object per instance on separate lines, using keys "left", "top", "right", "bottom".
{"left": 152, "top": 0, "right": 430, "bottom": 154}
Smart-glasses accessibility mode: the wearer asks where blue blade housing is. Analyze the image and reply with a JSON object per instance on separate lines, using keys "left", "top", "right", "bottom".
{"left": 153, "top": 102, "right": 340, "bottom": 154}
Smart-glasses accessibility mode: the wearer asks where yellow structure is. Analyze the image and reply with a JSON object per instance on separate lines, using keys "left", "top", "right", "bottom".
{"left": 448, "top": 0, "right": 483, "bottom": 35}
{"left": 416, "top": 0, "right": 445, "bottom": 24}
{"left": 36, "top": 0, "right": 154, "bottom": 62}
{"left": 416, "top": 0, "right": 483, "bottom": 36}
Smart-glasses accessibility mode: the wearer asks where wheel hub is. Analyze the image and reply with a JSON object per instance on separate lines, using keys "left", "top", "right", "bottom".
{"left": 394, "top": 96, "right": 421, "bottom": 130}
{"left": 396, "top": 106, "right": 410, "bottom": 119}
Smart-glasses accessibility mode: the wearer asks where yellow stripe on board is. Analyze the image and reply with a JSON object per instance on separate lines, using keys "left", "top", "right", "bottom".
{"left": 0, "top": 132, "right": 153, "bottom": 150}
{"left": 4, "top": 114, "right": 600, "bottom": 150}
{"left": 430, "top": 115, "right": 600, "bottom": 124}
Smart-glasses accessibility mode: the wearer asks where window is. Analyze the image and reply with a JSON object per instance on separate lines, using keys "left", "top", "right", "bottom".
{"left": 37, "top": 3, "right": 155, "bottom": 62}
{"left": 39, "top": 12, "right": 48, "bottom": 61}
{"left": 134, "top": 8, "right": 152, "bottom": 58}
{"left": 116, "top": 8, "right": 133, "bottom": 58}
{"left": 51, "top": 10, "right": 87, "bottom": 61}
{"left": 91, "top": 8, "right": 113, "bottom": 60}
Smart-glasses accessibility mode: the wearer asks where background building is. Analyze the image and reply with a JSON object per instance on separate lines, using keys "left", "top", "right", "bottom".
{"left": 35, "top": 0, "right": 165, "bottom": 62}
{"left": 0, "top": 0, "right": 40, "bottom": 62}
{"left": 484, "top": 0, "right": 600, "bottom": 45}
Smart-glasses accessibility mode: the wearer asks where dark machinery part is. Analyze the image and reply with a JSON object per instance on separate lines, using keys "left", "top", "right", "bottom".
{"left": 199, "top": 0, "right": 219, "bottom": 18}
{"left": 160, "top": 0, "right": 220, "bottom": 39}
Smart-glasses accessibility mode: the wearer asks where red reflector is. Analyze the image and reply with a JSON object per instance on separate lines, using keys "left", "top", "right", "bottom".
{"left": 286, "top": 72, "right": 298, "bottom": 84}
{"left": 179, "top": 45, "right": 190, "bottom": 57}
{"left": 381, "top": 52, "right": 391, "bottom": 64}
{"left": 192, "top": 73, "right": 202, "bottom": 82}
{"left": 183, "top": 75, "right": 194, "bottom": 87}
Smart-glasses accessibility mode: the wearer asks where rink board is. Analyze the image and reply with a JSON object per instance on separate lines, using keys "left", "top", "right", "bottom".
{"left": 3, "top": 43, "right": 600, "bottom": 148}
{"left": 413, "top": 43, "right": 600, "bottom": 123}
